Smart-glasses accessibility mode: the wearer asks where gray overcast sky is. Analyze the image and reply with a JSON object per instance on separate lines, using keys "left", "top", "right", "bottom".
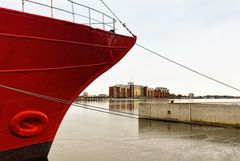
{"left": 1, "top": 0, "right": 240, "bottom": 96}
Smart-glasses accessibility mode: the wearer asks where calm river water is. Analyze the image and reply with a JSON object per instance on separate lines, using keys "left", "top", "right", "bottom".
{"left": 47, "top": 99, "right": 240, "bottom": 161}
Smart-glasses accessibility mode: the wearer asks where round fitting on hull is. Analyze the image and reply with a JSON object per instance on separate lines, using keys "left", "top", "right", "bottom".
{"left": 9, "top": 110, "right": 48, "bottom": 137}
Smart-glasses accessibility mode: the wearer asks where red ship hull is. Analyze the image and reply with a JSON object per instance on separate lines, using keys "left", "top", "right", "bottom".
{"left": 0, "top": 7, "right": 136, "bottom": 160}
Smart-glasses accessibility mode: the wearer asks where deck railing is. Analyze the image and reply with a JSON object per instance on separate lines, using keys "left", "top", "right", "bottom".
{"left": 21, "top": 0, "right": 116, "bottom": 31}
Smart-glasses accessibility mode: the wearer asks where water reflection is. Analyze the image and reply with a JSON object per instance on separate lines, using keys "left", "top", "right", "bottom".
{"left": 109, "top": 100, "right": 137, "bottom": 112}
{"left": 49, "top": 99, "right": 240, "bottom": 161}
{"left": 108, "top": 99, "right": 167, "bottom": 114}
{"left": 139, "top": 119, "right": 240, "bottom": 145}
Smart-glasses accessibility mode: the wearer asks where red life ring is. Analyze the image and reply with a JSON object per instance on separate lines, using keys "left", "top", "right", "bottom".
{"left": 9, "top": 110, "right": 48, "bottom": 137}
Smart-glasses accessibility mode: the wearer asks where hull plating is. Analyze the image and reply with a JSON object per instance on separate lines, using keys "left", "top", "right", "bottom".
{"left": 0, "top": 7, "right": 136, "bottom": 155}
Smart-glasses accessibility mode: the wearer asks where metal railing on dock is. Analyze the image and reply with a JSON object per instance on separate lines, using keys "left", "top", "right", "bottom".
{"left": 21, "top": 0, "right": 116, "bottom": 31}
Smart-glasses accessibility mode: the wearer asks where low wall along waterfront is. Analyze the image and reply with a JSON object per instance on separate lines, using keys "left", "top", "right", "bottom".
{"left": 139, "top": 103, "right": 240, "bottom": 127}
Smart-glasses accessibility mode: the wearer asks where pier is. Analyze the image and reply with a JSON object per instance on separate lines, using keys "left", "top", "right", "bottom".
{"left": 75, "top": 96, "right": 109, "bottom": 102}
{"left": 139, "top": 102, "right": 240, "bottom": 127}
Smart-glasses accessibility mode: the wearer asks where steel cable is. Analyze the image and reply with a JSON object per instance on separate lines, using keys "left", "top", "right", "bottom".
{"left": 100, "top": 0, "right": 240, "bottom": 93}
{"left": 0, "top": 84, "right": 142, "bottom": 119}
{"left": 136, "top": 43, "right": 240, "bottom": 93}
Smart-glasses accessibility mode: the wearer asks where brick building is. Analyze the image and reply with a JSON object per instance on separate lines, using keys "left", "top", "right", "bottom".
{"left": 109, "top": 82, "right": 169, "bottom": 98}
{"left": 154, "top": 87, "right": 169, "bottom": 98}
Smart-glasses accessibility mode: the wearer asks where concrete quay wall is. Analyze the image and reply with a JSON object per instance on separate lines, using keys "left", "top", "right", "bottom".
{"left": 139, "top": 103, "right": 240, "bottom": 126}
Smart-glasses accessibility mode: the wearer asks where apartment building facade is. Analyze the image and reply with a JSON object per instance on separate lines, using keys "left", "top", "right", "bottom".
{"left": 109, "top": 82, "right": 169, "bottom": 98}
